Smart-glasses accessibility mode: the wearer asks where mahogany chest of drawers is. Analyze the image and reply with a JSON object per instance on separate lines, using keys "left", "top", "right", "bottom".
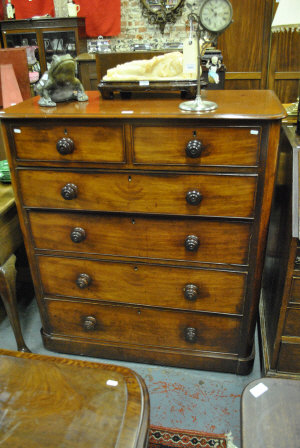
{"left": 1, "top": 90, "right": 285, "bottom": 374}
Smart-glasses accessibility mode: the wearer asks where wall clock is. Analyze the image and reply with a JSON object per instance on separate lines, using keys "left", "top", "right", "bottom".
{"left": 199, "top": 0, "right": 233, "bottom": 33}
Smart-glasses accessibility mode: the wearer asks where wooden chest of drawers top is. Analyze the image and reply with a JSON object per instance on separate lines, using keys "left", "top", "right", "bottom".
{"left": 2, "top": 90, "right": 285, "bottom": 121}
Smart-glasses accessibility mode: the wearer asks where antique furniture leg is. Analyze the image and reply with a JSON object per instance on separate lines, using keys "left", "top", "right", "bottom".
{"left": 0, "top": 253, "right": 30, "bottom": 352}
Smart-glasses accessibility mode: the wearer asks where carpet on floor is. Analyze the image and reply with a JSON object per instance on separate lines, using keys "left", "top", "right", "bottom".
{"left": 148, "top": 425, "right": 228, "bottom": 448}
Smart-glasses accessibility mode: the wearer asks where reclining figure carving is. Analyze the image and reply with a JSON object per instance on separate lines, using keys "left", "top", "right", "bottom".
{"left": 103, "top": 51, "right": 196, "bottom": 81}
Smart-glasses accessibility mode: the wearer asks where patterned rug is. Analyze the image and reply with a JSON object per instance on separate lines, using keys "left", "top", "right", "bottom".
{"left": 148, "top": 425, "right": 228, "bottom": 448}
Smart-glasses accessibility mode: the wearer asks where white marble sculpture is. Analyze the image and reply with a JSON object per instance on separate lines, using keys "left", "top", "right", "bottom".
{"left": 103, "top": 52, "right": 196, "bottom": 81}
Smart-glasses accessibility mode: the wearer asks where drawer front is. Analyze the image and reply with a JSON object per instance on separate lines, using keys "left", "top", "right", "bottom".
{"left": 19, "top": 170, "right": 257, "bottom": 218}
{"left": 12, "top": 124, "right": 125, "bottom": 163}
{"left": 289, "top": 277, "right": 300, "bottom": 305}
{"left": 278, "top": 341, "right": 300, "bottom": 374}
{"left": 37, "top": 256, "right": 246, "bottom": 314}
{"left": 45, "top": 299, "right": 241, "bottom": 353}
{"left": 30, "top": 211, "right": 251, "bottom": 266}
{"left": 283, "top": 308, "right": 300, "bottom": 337}
{"left": 133, "top": 126, "right": 260, "bottom": 167}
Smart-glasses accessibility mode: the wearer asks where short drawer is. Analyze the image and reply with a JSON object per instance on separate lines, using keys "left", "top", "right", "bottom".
{"left": 289, "top": 277, "right": 300, "bottom": 305}
{"left": 37, "top": 256, "right": 246, "bottom": 314}
{"left": 277, "top": 341, "right": 300, "bottom": 374}
{"left": 19, "top": 169, "right": 257, "bottom": 218}
{"left": 283, "top": 307, "right": 300, "bottom": 337}
{"left": 12, "top": 123, "right": 125, "bottom": 164}
{"left": 132, "top": 125, "right": 260, "bottom": 167}
{"left": 30, "top": 211, "right": 251, "bottom": 266}
{"left": 44, "top": 299, "right": 241, "bottom": 353}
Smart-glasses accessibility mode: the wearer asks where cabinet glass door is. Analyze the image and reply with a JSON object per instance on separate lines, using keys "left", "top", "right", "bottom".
{"left": 5, "top": 31, "right": 38, "bottom": 48}
{"left": 43, "top": 30, "right": 77, "bottom": 70}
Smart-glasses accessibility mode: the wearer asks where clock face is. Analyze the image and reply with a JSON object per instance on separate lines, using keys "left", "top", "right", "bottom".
{"left": 199, "top": 0, "right": 232, "bottom": 32}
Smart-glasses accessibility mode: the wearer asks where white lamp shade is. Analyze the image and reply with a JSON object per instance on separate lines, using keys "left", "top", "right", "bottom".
{"left": 271, "top": 0, "right": 300, "bottom": 32}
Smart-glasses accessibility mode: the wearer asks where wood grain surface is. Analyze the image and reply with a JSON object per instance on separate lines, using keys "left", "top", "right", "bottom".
{"left": 44, "top": 298, "right": 241, "bottom": 353}
{"left": 29, "top": 211, "right": 252, "bottom": 265}
{"left": 13, "top": 123, "right": 125, "bottom": 163}
{"left": 18, "top": 169, "right": 257, "bottom": 218}
{"left": 2, "top": 90, "right": 286, "bottom": 120}
{"left": 0, "top": 348, "right": 149, "bottom": 448}
{"left": 37, "top": 255, "right": 246, "bottom": 314}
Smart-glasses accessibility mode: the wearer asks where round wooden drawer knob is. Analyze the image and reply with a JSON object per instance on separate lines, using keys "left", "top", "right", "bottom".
{"left": 83, "top": 316, "right": 96, "bottom": 331}
{"left": 61, "top": 183, "right": 78, "bottom": 200}
{"left": 70, "top": 227, "right": 86, "bottom": 243}
{"left": 185, "top": 139, "right": 203, "bottom": 158}
{"left": 186, "top": 190, "right": 202, "bottom": 205}
{"left": 183, "top": 284, "right": 199, "bottom": 301}
{"left": 76, "top": 273, "right": 91, "bottom": 289}
{"left": 184, "top": 235, "right": 200, "bottom": 251}
{"left": 56, "top": 137, "right": 74, "bottom": 155}
{"left": 184, "top": 327, "right": 197, "bottom": 343}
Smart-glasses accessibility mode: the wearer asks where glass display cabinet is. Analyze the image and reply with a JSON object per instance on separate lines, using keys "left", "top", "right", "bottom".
{"left": 0, "top": 17, "right": 86, "bottom": 76}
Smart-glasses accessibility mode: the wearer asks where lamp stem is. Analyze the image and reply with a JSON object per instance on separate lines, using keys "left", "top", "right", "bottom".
{"left": 196, "top": 27, "right": 201, "bottom": 99}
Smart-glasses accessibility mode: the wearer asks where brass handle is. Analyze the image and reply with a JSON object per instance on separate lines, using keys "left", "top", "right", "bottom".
{"left": 83, "top": 316, "right": 96, "bottom": 331}
{"left": 186, "top": 190, "right": 202, "bottom": 205}
{"left": 70, "top": 227, "right": 86, "bottom": 243}
{"left": 185, "top": 139, "right": 203, "bottom": 158}
{"left": 184, "top": 235, "right": 199, "bottom": 251}
{"left": 184, "top": 327, "right": 197, "bottom": 343}
{"left": 76, "top": 273, "right": 91, "bottom": 289}
{"left": 183, "top": 284, "right": 199, "bottom": 301}
{"left": 56, "top": 137, "right": 74, "bottom": 155}
{"left": 61, "top": 183, "right": 78, "bottom": 200}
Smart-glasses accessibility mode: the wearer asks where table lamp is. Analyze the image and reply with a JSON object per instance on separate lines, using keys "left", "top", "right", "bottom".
{"left": 271, "top": 0, "right": 300, "bottom": 134}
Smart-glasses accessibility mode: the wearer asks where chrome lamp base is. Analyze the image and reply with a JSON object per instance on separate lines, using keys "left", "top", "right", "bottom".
{"left": 179, "top": 95, "right": 218, "bottom": 112}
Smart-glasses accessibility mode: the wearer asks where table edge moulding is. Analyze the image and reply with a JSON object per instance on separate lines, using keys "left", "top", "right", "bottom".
{"left": 0, "top": 90, "right": 286, "bottom": 375}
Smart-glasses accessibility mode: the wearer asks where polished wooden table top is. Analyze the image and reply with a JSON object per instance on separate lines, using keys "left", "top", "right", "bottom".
{"left": 0, "top": 349, "right": 149, "bottom": 448}
{"left": 0, "top": 90, "right": 286, "bottom": 120}
{"left": 241, "top": 377, "right": 300, "bottom": 447}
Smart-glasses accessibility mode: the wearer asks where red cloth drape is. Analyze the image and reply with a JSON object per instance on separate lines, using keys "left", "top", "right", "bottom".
{"left": 77, "top": 0, "right": 121, "bottom": 37}
{"left": 11, "top": 0, "right": 55, "bottom": 19}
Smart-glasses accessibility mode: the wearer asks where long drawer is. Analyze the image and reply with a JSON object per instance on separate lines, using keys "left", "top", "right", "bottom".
{"left": 44, "top": 299, "right": 241, "bottom": 353}
{"left": 18, "top": 169, "right": 257, "bottom": 218}
{"left": 12, "top": 123, "right": 125, "bottom": 163}
{"left": 37, "top": 256, "right": 246, "bottom": 314}
{"left": 30, "top": 211, "right": 251, "bottom": 265}
{"left": 132, "top": 125, "right": 260, "bottom": 167}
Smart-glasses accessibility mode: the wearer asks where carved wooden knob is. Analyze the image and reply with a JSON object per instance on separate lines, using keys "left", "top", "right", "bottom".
{"left": 184, "top": 327, "right": 197, "bottom": 343}
{"left": 186, "top": 190, "right": 202, "bottom": 205}
{"left": 76, "top": 273, "right": 91, "bottom": 289}
{"left": 184, "top": 235, "right": 200, "bottom": 251}
{"left": 185, "top": 139, "right": 203, "bottom": 158}
{"left": 183, "top": 284, "right": 199, "bottom": 301}
{"left": 83, "top": 316, "right": 96, "bottom": 331}
{"left": 61, "top": 183, "right": 78, "bottom": 200}
{"left": 70, "top": 227, "right": 86, "bottom": 243}
{"left": 56, "top": 137, "right": 74, "bottom": 155}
